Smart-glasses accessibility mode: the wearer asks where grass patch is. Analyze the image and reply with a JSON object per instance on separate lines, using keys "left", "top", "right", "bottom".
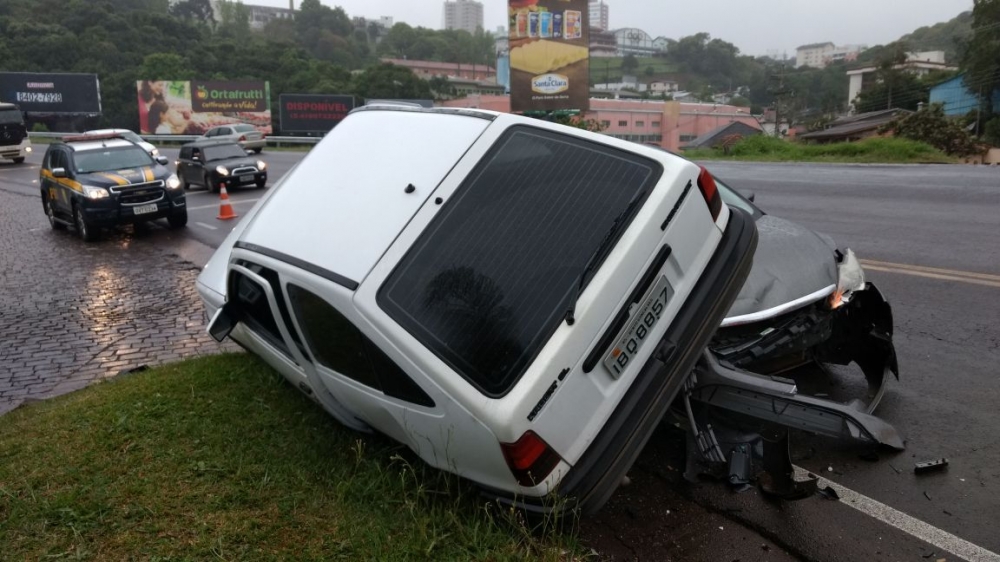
{"left": 683, "top": 135, "right": 956, "bottom": 164}
{"left": 0, "top": 354, "right": 581, "bottom": 560}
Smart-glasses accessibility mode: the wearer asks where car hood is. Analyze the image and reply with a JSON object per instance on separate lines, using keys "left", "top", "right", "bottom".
{"left": 212, "top": 157, "right": 258, "bottom": 169}
{"left": 76, "top": 165, "right": 169, "bottom": 188}
{"left": 724, "top": 214, "right": 838, "bottom": 323}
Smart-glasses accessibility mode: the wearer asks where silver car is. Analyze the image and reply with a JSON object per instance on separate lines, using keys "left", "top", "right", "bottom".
{"left": 200, "top": 124, "right": 266, "bottom": 153}
{"left": 84, "top": 128, "right": 159, "bottom": 157}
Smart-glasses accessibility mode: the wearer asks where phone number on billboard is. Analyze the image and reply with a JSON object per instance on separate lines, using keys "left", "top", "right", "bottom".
{"left": 16, "top": 92, "right": 64, "bottom": 103}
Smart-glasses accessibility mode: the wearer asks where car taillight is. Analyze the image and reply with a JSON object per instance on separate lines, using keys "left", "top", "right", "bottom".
{"left": 238, "top": 135, "right": 247, "bottom": 142}
{"left": 500, "top": 431, "right": 562, "bottom": 487}
{"left": 697, "top": 166, "right": 723, "bottom": 221}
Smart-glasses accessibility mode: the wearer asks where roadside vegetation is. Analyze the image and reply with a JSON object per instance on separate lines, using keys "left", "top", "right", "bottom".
{"left": 683, "top": 135, "right": 955, "bottom": 164}
{"left": 0, "top": 354, "right": 581, "bottom": 561}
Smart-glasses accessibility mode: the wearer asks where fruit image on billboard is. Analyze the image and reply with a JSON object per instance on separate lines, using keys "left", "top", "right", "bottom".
{"left": 136, "top": 80, "right": 271, "bottom": 135}
{"left": 508, "top": 0, "right": 589, "bottom": 112}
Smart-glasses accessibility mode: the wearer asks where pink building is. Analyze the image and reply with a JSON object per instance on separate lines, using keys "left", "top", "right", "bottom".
{"left": 381, "top": 58, "right": 495, "bottom": 81}
{"left": 440, "top": 95, "right": 761, "bottom": 151}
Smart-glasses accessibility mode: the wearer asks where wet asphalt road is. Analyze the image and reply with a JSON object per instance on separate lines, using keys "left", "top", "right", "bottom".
{"left": 3, "top": 150, "right": 998, "bottom": 561}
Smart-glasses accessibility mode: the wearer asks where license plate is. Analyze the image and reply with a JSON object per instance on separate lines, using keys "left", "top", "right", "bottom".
{"left": 133, "top": 203, "right": 158, "bottom": 215}
{"left": 239, "top": 175, "right": 254, "bottom": 183}
{"left": 603, "top": 276, "right": 672, "bottom": 378}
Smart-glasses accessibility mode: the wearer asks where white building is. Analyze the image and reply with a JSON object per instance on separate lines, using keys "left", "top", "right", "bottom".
{"left": 846, "top": 51, "right": 956, "bottom": 112}
{"left": 442, "top": 0, "right": 483, "bottom": 34}
{"left": 795, "top": 42, "right": 834, "bottom": 68}
{"left": 589, "top": 0, "right": 609, "bottom": 31}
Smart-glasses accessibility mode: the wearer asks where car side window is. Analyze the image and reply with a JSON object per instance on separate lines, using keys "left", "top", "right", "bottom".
{"left": 191, "top": 148, "right": 201, "bottom": 160}
{"left": 179, "top": 147, "right": 191, "bottom": 159}
{"left": 287, "top": 284, "right": 434, "bottom": 407}
{"left": 50, "top": 149, "right": 67, "bottom": 171}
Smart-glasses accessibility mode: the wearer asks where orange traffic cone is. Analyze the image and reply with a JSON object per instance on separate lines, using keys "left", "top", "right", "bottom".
{"left": 217, "top": 185, "right": 238, "bottom": 220}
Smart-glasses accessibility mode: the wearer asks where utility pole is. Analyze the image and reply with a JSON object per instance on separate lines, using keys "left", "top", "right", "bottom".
{"left": 769, "top": 59, "right": 789, "bottom": 138}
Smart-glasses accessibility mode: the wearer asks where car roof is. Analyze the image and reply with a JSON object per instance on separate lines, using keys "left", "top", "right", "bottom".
{"left": 61, "top": 138, "right": 137, "bottom": 152}
{"left": 182, "top": 139, "right": 242, "bottom": 148}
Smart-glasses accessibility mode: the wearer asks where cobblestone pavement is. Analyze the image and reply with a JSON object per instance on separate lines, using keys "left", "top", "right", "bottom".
{"left": 0, "top": 182, "right": 238, "bottom": 415}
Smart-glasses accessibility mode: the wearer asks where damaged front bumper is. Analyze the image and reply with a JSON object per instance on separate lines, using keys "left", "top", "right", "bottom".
{"left": 711, "top": 282, "right": 898, "bottom": 415}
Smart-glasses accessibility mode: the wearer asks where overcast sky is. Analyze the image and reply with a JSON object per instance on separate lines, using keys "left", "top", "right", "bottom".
{"left": 256, "top": 0, "right": 972, "bottom": 56}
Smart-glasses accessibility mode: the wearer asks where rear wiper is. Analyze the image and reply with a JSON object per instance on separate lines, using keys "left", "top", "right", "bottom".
{"left": 565, "top": 191, "right": 646, "bottom": 325}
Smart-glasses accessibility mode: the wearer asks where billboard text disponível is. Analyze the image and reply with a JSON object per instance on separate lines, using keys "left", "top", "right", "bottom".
{"left": 279, "top": 94, "right": 355, "bottom": 133}
{"left": 136, "top": 80, "right": 271, "bottom": 135}
{"left": 508, "top": 0, "right": 590, "bottom": 113}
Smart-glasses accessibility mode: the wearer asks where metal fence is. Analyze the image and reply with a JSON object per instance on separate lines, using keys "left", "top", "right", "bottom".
{"left": 27, "top": 132, "right": 321, "bottom": 147}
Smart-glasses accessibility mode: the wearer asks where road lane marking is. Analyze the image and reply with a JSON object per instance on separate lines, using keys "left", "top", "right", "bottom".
{"left": 194, "top": 222, "right": 218, "bottom": 231}
{"left": 794, "top": 467, "right": 1000, "bottom": 562}
{"left": 186, "top": 198, "right": 260, "bottom": 211}
{"left": 861, "top": 259, "right": 1000, "bottom": 289}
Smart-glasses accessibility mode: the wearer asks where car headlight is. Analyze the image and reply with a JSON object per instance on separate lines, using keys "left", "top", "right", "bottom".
{"left": 256, "top": 160, "right": 267, "bottom": 171}
{"left": 830, "top": 248, "right": 866, "bottom": 309}
{"left": 166, "top": 174, "right": 181, "bottom": 189}
{"left": 83, "top": 185, "right": 110, "bottom": 199}
{"left": 25, "top": 146, "right": 32, "bottom": 153}
{"left": 215, "top": 166, "right": 230, "bottom": 176}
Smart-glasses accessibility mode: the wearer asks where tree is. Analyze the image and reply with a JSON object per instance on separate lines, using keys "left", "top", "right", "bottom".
{"left": 621, "top": 54, "right": 639, "bottom": 74}
{"left": 352, "top": 63, "right": 432, "bottom": 100}
{"left": 881, "top": 103, "right": 983, "bottom": 156}
{"left": 961, "top": 0, "right": 1000, "bottom": 129}
{"left": 852, "top": 42, "right": 931, "bottom": 112}
{"left": 169, "top": 0, "right": 214, "bottom": 25}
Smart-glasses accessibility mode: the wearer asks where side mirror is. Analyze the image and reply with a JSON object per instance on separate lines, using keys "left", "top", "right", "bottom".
{"left": 52, "top": 167, "right": 67, "bottom": 178}
{"left": 155, "top": 155, "right": 169, "bottom": 166}
{"left": 207, "top": 304, "right": 237, "bottom": 342}
{"left": 192, "top": 155, "right": 200, "bottom": 162}
{"left": 741, "top": 190, "right": 756, "bottom": 202}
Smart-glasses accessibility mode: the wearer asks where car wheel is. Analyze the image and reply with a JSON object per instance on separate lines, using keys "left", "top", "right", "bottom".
{"left": 205, "top": 173, "right": 219, "bottom": 194}
{"left": 168, "top": 210, "right": 188, "bottom": 229}
{"left": 253, "top": 147, "right": 262, "bottom": 154}
{"left": 42, "top": 194, "right": 66, "bottom": 230}
{"left": 180, "top": 175, "right": 189, "bottom": 191}
{"left": 73, "top": 204, "right": 98, "bottom": 242}
{"left": 13, "top": 157, "right": 25, "bottom": 164}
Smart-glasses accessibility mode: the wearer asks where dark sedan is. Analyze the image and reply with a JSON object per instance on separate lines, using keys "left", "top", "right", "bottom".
{"left": 176, "top": 140, "right": 267, "bottom": 193}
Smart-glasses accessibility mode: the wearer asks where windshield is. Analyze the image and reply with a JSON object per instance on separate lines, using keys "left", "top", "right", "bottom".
{"left": 204, "top": 144, "right": 248, "bottom": 160}
{"left": 378, "top": 126, "right": 661, "bottom": 397}
{"left": 0, "top": 109, "right": 23, "bottom": 124}
{"left": 117, "top": 131, "right": 143, "bottom": 144}
{"left": 75, "top": 147, "right": 153, "bottom": 173}
{"left": 715, "top": 177, "right": 762, "bottom": 218}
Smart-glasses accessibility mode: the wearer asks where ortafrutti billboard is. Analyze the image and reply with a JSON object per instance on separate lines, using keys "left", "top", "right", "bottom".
{"left": 279, "top": 94, "right": 355, "bottom": 133}
{"left": 0, "top": 72, "right": 102, "bottom": 114}
{"left": 508, "top": 0, "right": 590, "bottom": 112}
{"left": 136, "top": 80, "right": 272, "bottom": 135}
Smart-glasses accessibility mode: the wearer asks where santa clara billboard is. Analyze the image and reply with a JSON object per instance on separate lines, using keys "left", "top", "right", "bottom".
{"left": 508, "top": 0, "right": 590, "bottom": 112}
{"left": 136, "top": 80, "right": 271, "bottom": 135}
{"left": 0, "top": 72, "right": 101, "bottom": 114}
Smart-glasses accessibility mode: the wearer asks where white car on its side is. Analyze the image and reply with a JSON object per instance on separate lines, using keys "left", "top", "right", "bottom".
{"left": 196, "top": 105, "right": 757, "bottom": 514}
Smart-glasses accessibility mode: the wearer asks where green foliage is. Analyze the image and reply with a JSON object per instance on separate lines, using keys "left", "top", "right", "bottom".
{"left": 31, "top": 122, "right": 49, "bottom": 132}
{"left": 621, "top": 54, "right": 639, "bottom": 74}
{"left": 352, "top": 63, "right": 432, "bottom": 100}
{"left": 984, "top": 116, "right": 1000, "bottom": 146}
{"left": 684, "top": 135, "right": 953, "bottom": 163}
{"left": 961, "top": 0, "right": 1000, "bottom": 125}
{"left": 376, "top": 23, "right": 496, "bottom": 68}
{"left": 900, "top": 10, "right": 973, "bottom": 61}
{"left": 881, "top": 103, "right": 983, "bottom": 156}
{"left": 0, "top": 354, "right": 582, "bottom": 560}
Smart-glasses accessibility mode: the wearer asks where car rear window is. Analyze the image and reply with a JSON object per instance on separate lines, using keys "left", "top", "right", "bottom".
{"left": 378, "top": 125, "right": 662, "bottom": 397}
{"left": 234, "top": 124, "right": 256, "bottom": 133}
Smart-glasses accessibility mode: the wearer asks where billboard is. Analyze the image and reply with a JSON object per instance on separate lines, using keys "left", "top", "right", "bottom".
{"left": 279, "top": 94, "right": 355, "bottom": 133}
{"left": 136, "top": 80, "right": 271, "bottom": 135}
{"left": 0, "top": 72, "right": 101, "bottom": 114}
{"left": 508, "top": 0, "right": 589, "bottom": 113}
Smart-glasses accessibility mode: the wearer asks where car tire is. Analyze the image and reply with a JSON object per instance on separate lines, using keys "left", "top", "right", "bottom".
{"left": 13, "top": 157, "right": 25, "bottom": 164}
{"left": 180, "top": 175, "right": 189, "bottom": 190}
{"left": 253, "top": 147, "right": 262, "bottom": 154}
{"left": 73, "top": 203, "right": 98, "bottom": 242}
{"left": 42, "top": 194, "right": 66, "bottom": 230}
{"left": 205, "top": 173, "right": 219, "bottom": 194}
{"left": 168, "top": 210, "right": 188, "bottom": 229}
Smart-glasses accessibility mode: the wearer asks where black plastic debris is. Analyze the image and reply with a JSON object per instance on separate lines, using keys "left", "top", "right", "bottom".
{"left": 914, "top": 458, "right": 949, "bottom": 474}
{"left": 727, "top": 445, "right": 752, "bottom": 487}
{"left": 817, "top": 485, "right": 841, "bottom": 500}
{"left": 758, "top": 430, "right": 818, "bottom": 501}
{"left": 117, "top": 364, "right": 149, "bottom": 377}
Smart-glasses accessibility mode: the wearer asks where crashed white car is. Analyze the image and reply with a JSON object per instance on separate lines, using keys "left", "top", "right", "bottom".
{"left": 197, "top": 105, "right": 757, "bottom": 513}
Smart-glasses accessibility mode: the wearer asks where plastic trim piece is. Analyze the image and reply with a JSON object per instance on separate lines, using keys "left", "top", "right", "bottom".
{"left": 720, "top": 284, "right": 836, "bottom": 327}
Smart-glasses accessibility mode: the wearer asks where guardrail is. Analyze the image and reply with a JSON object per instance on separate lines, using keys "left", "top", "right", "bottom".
{"left": 27, "top": 132, "right": 322, "bottom": 147}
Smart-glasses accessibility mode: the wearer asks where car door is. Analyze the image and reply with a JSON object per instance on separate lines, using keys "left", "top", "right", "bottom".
{"left": 46, "top": 148, "right": 73, "bottom": 215}
{"left": 188, "top": 147, "right": 205, "bottom": 185}
{"left": 177, "top": 146, "right": 193, "bottom": 183}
